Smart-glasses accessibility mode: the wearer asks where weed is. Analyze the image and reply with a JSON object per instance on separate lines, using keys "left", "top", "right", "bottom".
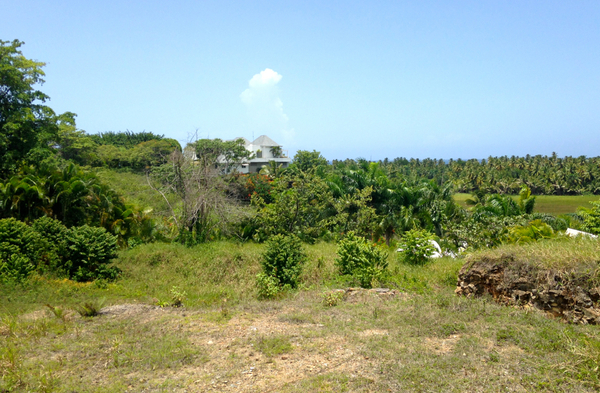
{"left": 170, "top": 286, "right": 187, "bottom": 307}
{"left": 488, "top": 351, "right": 500, "bottom": 363}
{"left": 322, "top": 290, "right": 345, "bottom": 307}
{"left": 45, "top": 304, "right": 68, "bottom": 322}
{"left": 75, "top": 298, "right": 106, "bottom": 317}
{"left": 255, "top": 334, "right": 293, "bottom": 357}
{"left": 0, "top": 342, "right": 23, "bottom": 389}
{"left": 220, "top": 298, "right": 230, "bottom": 319}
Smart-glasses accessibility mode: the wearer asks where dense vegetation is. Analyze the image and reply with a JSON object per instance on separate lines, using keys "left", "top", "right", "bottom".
{"left": 2, "top": 38, "right": 600, "bottom": 392}
{"left": 3, "top": 39, "right": 600, "bottom": 285}
{"left": 373, "top": 154, "right": 600, "bottom": 195}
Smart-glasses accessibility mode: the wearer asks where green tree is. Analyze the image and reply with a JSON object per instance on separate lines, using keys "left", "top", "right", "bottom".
{"left": 291, "top": 150, "right": 328, "bottom": 173}
{"left": 0, "top": 39, "right": 73, "bottom": 177}
{"left": 64, "top": 225, "right": 120, "bottom": 281}
{"left": 252, "top": 171, "right": 333, "bottom": 242}
{"left": 0, "top": 218, "right": 43, "bottom": 282}
{"left": 55, "top": 118, "right": 98, "bottom": 165}
{"left": 398, "top": 229, "right": 436, "bottom": 265}
{"left": 194, "top": 138, "right": 253, "bottom": 174}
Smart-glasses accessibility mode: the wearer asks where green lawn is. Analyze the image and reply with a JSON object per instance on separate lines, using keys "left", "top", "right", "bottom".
{"left": 454, "top": 193, "right": 599, "bottom": 215}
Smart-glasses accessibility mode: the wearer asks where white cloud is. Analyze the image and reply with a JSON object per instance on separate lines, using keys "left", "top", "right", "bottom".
{"left": 240, "top": 68, "right": 295, "bottom": 144}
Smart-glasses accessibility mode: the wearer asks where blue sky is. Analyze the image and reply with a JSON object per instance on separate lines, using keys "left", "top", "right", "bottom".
{"left": 3, "top": 1, "right": 600, "bottom": 160}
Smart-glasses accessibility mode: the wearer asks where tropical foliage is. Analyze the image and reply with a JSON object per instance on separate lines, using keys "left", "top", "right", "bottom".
{"left": 398, "top": 229, "right": 436, "bottom": 265}
{"left": 335, "top": 231, "right": 388, "bottom": 288}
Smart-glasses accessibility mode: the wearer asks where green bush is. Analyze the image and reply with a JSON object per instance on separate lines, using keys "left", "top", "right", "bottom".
{"left": 32, "top": 216, "right": 69, "bottom": 274}
{"left": 398, "top": 229, "right": 436, "bottom": 265}
{"left": 335, "top": 231, "right": 388, "bottom": 288}
{"left": 65, "top": 225, "right": 120, "bottom": 282}
{"left": 0, "top": 218, "right": 43, "bottom": 282}
{"left": 260, "top": 234, "right": 306, "bottom": 289}
{"left": 578, "top": 200, "right": 600, "bottom": 234}
{"left": 255, "top": 272, "right": 280, "bottom": 299}
{"left": 507, "top": 219, "right": 554, "bottom": 244}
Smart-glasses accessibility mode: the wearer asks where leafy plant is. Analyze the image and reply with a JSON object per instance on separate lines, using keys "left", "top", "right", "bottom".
{"left": 255, "top": 272, "right": 280, "bottom": 299}
{"left": 0, "top": 218, "right": 43, "bottom": 282}
{"left": 45, "top": 304, "right": 68, "bottom": 322}
{"left": 398, "top": 229, "right": 436, "bottom": 265}
{"left": 75, "top": 298, "right": 105, "bottom": 317}
{"left": 260, "top": 234, "right": 306, "bottom": 289}
{"left": 578, "top": 200, "right": 600, "bottom": 235}
{"left": 322, "top": 290, "right": 345, "bottom": 307}
{"left": 335, "top": 231, "right": 389, "bottom": 288}
{"left": 507, "top": 219, "right": 554, "bottom": 244}
{"left": 170, "top": 286, "right": 187, "bottom": 307}
{"left": 65, "top": 225, "right": 120, "bottom": 282}
{"left": 32, "top": 216, "right": 69, "bottom": 274}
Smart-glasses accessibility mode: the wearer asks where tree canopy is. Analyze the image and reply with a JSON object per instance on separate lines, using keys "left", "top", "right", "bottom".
{"left": 0, "top": 39, "right": 75, "bottom": 176}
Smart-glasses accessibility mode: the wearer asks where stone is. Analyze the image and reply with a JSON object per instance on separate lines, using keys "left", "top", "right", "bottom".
{"left": 455, "top": 256, "right": 600, "bottom": 325}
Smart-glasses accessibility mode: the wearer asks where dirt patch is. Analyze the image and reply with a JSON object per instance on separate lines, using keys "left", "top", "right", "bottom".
{"left": 99, "top": 303, "right": 159, "bottom": 317}
{"left": 455, "top": 254, "right": 600, "bottom": 324}
{"left": 358, "top": 329, "right": 388, "bottom": 337}
{"left": 177, "top": 305, "right": 378, "bottom": 392}
{"left": 344, "top": 287, "right": 409, "bottom": 303}
{"left": 424, "top": 334, "right": 461, "bottom": 355}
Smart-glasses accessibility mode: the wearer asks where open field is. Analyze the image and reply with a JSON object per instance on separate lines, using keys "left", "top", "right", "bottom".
{"left": 2, "top": 241, "right": 600, "bottom": 392}
{"left": 454, "top": 193, "right": 599, "bottom": 215}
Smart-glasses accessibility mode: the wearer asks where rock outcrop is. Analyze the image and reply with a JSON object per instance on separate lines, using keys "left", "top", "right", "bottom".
{"left": 456, "top": 254, "right": 600, "bottom": 324}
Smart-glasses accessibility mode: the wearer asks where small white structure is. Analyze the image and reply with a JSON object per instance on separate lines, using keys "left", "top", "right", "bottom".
{"left": 429, "top": 239, "right": 443, "bottom": 258}
{"left": 565, "top": 228, "right": 598, "bottom": 239}
{"left": 396, "top": 239, "right": 456, "bottom": 258}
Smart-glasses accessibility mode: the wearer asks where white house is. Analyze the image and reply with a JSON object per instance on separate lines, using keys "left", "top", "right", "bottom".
{"left": 235, "top": 135, "right": 291, "bottom": 174}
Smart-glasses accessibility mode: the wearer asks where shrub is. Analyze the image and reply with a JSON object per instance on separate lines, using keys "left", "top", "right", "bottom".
{"left": 65, "top": 225, "right": 120, "bottom": 282}
{"left": 255, "top": 272, "right": 280, "bottom": 299}
{"left": 0, "top": 218, "right": 43, "bottom": 282}
{"left": 531, "top": 213, "right": 569, "bottom": 231}
{"left": 578, "top": 200, "right": 600, "bottom": 234}
{"left": 32, "top": 216, "right": 69, "bottom": 274}
{"left": 260, "top": 234, "right": 306, "bottom": 289}
{"left": 398, "top": 229, "right": 436, "bottom": 265}
{"left": 335, "top": 231, "right": 389, "bottom": 288}
{"left": 507, "top": 219, "right": 554, "bottom": 244}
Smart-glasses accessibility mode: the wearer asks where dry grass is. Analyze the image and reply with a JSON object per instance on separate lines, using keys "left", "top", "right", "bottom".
{"left": 2, "top": 240, "right": 600, "bottom": 391}
{"left": 468, "top": 236, "right": 600, "bottom": 273}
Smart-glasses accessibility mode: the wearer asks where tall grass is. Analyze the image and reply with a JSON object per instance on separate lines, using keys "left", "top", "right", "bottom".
{"left": 469, "top": 236, "right": 600, "bottom": 272}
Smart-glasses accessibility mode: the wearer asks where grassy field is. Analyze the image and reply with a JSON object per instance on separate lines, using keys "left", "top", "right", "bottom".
{"left": 454, "top": 193, "right": 599, "bottom": 215}
{"left": 94, "top": 168, "right": 172, "bottom": 216}
{"left": 2, "top": 240, "right": 600, "bottom": 392}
